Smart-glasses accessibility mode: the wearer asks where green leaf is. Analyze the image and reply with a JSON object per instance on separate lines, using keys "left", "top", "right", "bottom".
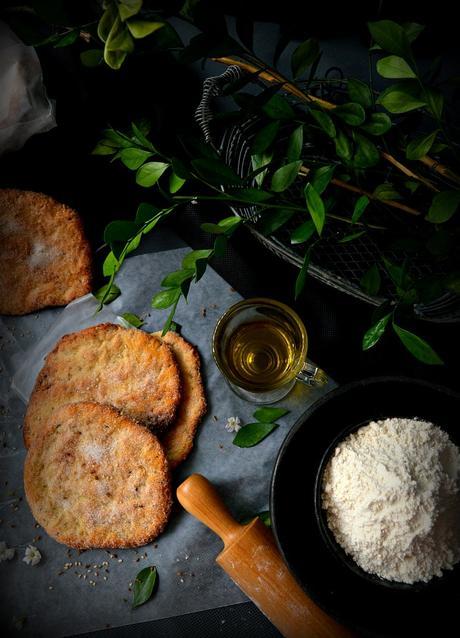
{"left": 406, "top": 130, "right": 437, "bottom": 160}
{"left": 353, "top": 132, "right": 379, "bottom": 168}
{"left": 120, "top": 148, "right": 153, "bottom": 170}
{"left": 136, "top": 162, "right": 169, "bottom": 187}
{"left": 94, "top": 282, "right": 121, "bottom": 304}
{"left": 135, "top": 203, "right": 159, "bottom": 224}
{"left": 118, "top": 0, "right": 142, "bottom": 21}
{"left": 98, "top": 5, "right": 117, "bottom": 43}
{"left": 295, "top": 248, "right": 311, "bottom": 299}
{"left": 80, "top": 49, "right": 103, "bottom": 67}
{"left": 241, "top": 511, "right": 272, "bottom": 527}
{"left": 291, "top": 38, "right": 319, "bottom": 79}
{"left": 121, "top": 312, "right": 144, "bottom": 328}
{"left": 253, "top": 407, "right": 289, "bottom": 422}
{"left": 271, "top": 160, "right": 302, "bottom": 192}
{"left": 347, "top": 79, "right": 372, "bottom": 108}
{"left": 252, "top": 121, "right": 280, "bottom": 154}
{"left": 218, "top": 216, "right": 243, "bottom": 235}
{"left": 426, "top": 190, "right": 460, "bottom": 223}
{"left": 103, "top": 251, "right": 119, "bottom": 277}
{"left": 310, "top": 165, "right": 335, "bottom": 195}
{"left": 310, "top": 110, "right": 336, "bottom": 138}
{"left": 305, "top": 183, "right": 325, "bottom": 235}
{"left": 131, "top": 122, "right": 155, "bottom": 151}
{"left": 169, "top": 172, "right": 186, "bottom": 193}
{"left": 368, "top": 20, "right": 411, "bottom": 58}
{"left": 53, "top": 29, "right": 79, "bottom": 48}
{"left": 226, "top": 189, "right": 273, "bottom": 204}
{"left": 361, "top": 264, "right": 381, "bottom": 296}
{"left": 104, "top": 220, "right": 140, "bottom": 244}
{"left": 191, "top": 158, "right": 242, "bottom": 186}
{"left": 338, "top": 230, "right": 365, "bottom": 243}
{"left": 92, "top": 141, "right": 116, "bottom": 155}
{"left": 352, "top": 195, "right": 369, "bottom": 223}
{"left": 373, "top": 183, "right": 401, "bottom": 200}
{"left": 201, "top": 223, "right": 225, "bottom": 235}
{"left": 291, "top": 220, "right": 316, "bottom": 245}
{"left": 383, "top": 256, "right": 413, "bottom": 290}
{"left": 376, "top": 55, "right": 416, "bottom": 79}
{"left": 259, "top": 209, "right": 294, "bottom": 235}
{"left": 182, "top": 249, "right": 214, "bottom": 270}
{"left": 126, "top": 20, "right": 164, "bottom": 39}
{"left": 362, "top": 313, "right": 391, "bottom": 350}
{"left": 132, "top": 566, "right": 157, "bottom": 609}
{"left": 334, "top": 129, "right": 353, "bottom": 160}
{"left": 161, "top": 299, "right": 180, "bottom": 336}
{"left": 262, "top": 95, "right": 295, "bottom": 120}
{"left": 286, "top": 125, "right": 304, "bottom": 162}
{"left": 233, "top": 423, "right": 279, "bottom": 448}
{"left": 360, "top": 113, "right": 392, "bottom": 136}
{"left": 392, "top": 324, "right": 443, "bottom": 365}
{"left": 161, "top": 269, "right": 194, "bottom": 288}
{"left": 151, "top": 288, "right": 181, "bottom": 310}
{"left": 334, "top": 103, "right": 366, "bottom": 126}
{"left": 213, "top": 235, "right": 227, "bottom": 258}
{"left": 425, "top": 88, "right": 444, "bottom": 120}
{"left": 251, "top": 152, "right": 272, "bottom": 187}
{"left": 403, "top": 22, "right": 425, "bottom": 43}
{"left": 103, "top": 128, "right": 133, "bottom": 148}
{"left": 377, "top": 83, "right": 426, "bottom": 114}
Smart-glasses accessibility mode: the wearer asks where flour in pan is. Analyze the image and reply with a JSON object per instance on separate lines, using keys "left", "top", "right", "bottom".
{"left": 321, "top": 417, "right": 460, "bottom": 584}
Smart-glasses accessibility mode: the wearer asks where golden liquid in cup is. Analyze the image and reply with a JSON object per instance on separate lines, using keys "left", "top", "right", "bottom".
{"left": 224, "top": 319, "right": 298, "bottom": 391}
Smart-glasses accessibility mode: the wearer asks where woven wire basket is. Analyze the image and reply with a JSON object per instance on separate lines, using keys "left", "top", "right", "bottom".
{"left": 195, "top": 66, "right": 460, "bottom": 323}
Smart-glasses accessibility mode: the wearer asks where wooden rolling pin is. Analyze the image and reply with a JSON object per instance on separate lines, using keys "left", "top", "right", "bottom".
{"left": 177, "top": 474, "right": 354, "bottom": 638}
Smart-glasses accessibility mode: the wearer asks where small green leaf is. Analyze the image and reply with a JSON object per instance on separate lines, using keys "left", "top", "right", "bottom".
{"left": 286, "top": 125, "right": 304, "bottom": 162}
{"left": 169, "top": 172, "right": 186, "bottom": 193}
{"left": 377, "top": 83, "right": 426, "bottom": 114}
{"left": 310, "top": 165, "right": 335, "bottom": 195}
{"left": 161, "top": 269, "right": 194, "bottom": 288}
{"left": 373, "top": 183, "right": 401, "bottom": 200}
{"left": 361, "top": 264, "right": 381, "bottom": 296}
{"left": 360, "top": 113, "right": 392, "bottom": 136}
{"left": 352, "top": 195, "right": 369, "bottom": 223}
{"left": 182, "top": 249, "right": 214, "bottom": 270}
{"left": 305, "top": 183, "right": 325, "bottom": 235}
{"left": 213, "top": 235, "right": 228, "bottom": 258}
{"left": 80, "top": 49, "right": 103, "bottom": 67}
{"left": 291, "top": 220, "right": 316, "bottom": 245}
{"left": 98, "top": 5, "right": 117, "bottom": 43}
{"left": 406, "top": 130, "right": 437, "bottom": 160}
{"left": 334, "top": 129, "right": 353, "bottom": 160}
{"left": 201, "top": 223, "right": 225, "bottom": 235}
{"left": 132, "top": 566, "right": 157, "bottom": 609}
{"left": 53, "top": 29, "right": 79, "bottom": 48}
{"left": 226, "top": 188, "right": 273, "bottom": 204}
{"left": 131, "top": 122, "right": 155, "bottom": 151}
{"left": 262, "top": 95, "right": 295, "bottom": 120}
{"left": 252, "top": 121, "right": 280, "bottom": 154}
{"left": 135, "top": 202, "right": 159, "bottom": 224}
{"left": 368, "top": 20, "right": 411, "bottom": 58}
{"left": 426, "top": 190, "right": 460, "bottom": 223}
{"left": 233, "top": 422, "right": 279, "bottom": 448}
{"left": 218, "top": 216, "right": 243, "bottom": 235}
{"left": 120, "top": 148, "right": 153, "bottom": 170}
{"left": 191, "top": 158, "right": 242, "bottom": 186}
{"left": 339, "top": 230, "right": 365, "bottom": 243}
{"left": 136, "top": 162, "right": 169, "bottom": 187}
{"left": 310, "top": 110, "right": 336, "bottom": 138}
{"left": 94, "top": 282, "right": 121, "bottom": 304}
{"left": 353, "top": 132, "right": 379, "bottom": 168}
{"left": 347, "top": 79, "right": 372, "bottom": 108}
{"left": 377, "top": 55, "right": 416, "bottom": 79}
{"left": 151, "top": 288, "right": 181, "bottom": 309}
{"left": 271, "top": 160, "right": 302, "bottom": 192}
{"left": 362, "top": 313, "right": 391, "bottom": 350}
{"left": 251, "top": 152, "right": 272, "bottom": 187}
{"left": 295, "top": 248, "right": 311, "bottom": 299}
{"left": 253, "top": 406, "right": 289, "bottom": 422}
{"left": 104, "top": 220, "right": 140, "bottom": 244}
{"left": 334, "top": 103, "right": 366, "bottom": 126}
{"left": 241, "top": 511, "right": 272, "bottom": 527}
{"left": 121, "top": 312, "right": 144, "bottom": 328}
{"left": 403, "top": 22, "right": 425, "bottom": 43}
{"left": 126, "top": 20, "right": 164, "bottom": 39}
{"left": 103, "top": 251, "right": 119, "bottom": 276}
{"left": 425, "top": 88, "right": 444, "bottom": 120}
{"left": 92, "top": 141, "right": 116, "bottom": 155}
{"left": 291, "top": 38, "right": 319, "bottom": 79}
{"left": 392, "top": 324, "right": 443, "bottom": 365}
{"left": 103, "top": 128, "right": 133, "bottom": 148}
{"left": 118, "top": 0, "right": 143, "bottom": 21}
{"left": 259, "top": 209, "right": 294, "bottom": 235}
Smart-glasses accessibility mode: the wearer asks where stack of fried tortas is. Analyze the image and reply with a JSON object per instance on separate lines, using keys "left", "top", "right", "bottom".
{"left": 24, "top": 323, "right": 206, "bottom": 549}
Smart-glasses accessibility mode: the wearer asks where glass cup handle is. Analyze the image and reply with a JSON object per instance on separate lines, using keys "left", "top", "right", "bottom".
{"left": 296, "top": 361, "right": 328, "bottom": 386}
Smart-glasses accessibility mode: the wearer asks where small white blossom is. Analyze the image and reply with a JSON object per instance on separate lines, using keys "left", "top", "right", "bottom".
{"left": 23, "top": 545, "right": 41, "bottom": 566}
{"left": 225, "top": 416, "right": 242, "bottom": 433}
{"left": 0, "top": 541, "right": 15, "bottom": 562}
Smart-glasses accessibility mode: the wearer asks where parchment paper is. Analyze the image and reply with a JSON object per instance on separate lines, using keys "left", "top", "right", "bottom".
{"left": 0, "top": 229, "right": 335, "bottom": 637}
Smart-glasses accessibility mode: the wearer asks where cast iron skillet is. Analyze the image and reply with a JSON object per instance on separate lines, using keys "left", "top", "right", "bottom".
{"left": 270, "top": 377, "right": 460, "bottom": 637}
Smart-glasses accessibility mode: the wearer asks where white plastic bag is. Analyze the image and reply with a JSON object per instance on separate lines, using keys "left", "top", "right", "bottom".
{"left": 0, "top": 20, "right": 56, "bottom": 155}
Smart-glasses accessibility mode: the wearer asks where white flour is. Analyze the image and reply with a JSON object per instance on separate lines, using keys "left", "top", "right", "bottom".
{"left": 321, "top": 417, "right": 460, "bottom": 584}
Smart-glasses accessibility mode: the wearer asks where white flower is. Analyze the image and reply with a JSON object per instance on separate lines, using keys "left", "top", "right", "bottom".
{"left": 0, "top": 541, "right": 15, "bottom": 562}
{"left": 225, "top": 416, "right": 242, "bottom": 433}
{"left": 23, "top": 545, "right": 41, "bottom": 566}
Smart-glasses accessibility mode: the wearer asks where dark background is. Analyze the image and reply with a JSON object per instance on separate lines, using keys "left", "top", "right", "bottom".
{"left": 1, "top": 2, "right": 459, "bottom": 636}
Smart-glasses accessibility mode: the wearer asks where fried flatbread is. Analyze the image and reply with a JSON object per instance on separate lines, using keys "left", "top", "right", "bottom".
{"left": 24, "top": 402, "right": 172, "bottom": 548}
{"left": 24, "top": 323, "right": 181, "bottom": 447}
{"left": 0, "top": 189, "right": 92, "bottom": 315}
{"left": 155, "top": 331, "right": 207, "bottom": 469}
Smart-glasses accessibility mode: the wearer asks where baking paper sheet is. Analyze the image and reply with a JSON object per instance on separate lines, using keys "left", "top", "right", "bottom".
{"left": 0, "top": 229, "right": 335, "bottom": 636}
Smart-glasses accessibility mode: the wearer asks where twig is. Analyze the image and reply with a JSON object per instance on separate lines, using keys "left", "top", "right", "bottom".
{"left": 299, "top": 166, "right": 422, "bottom": 216}
{"left": 213, "top": 56, "right": 460, "bottom": 190}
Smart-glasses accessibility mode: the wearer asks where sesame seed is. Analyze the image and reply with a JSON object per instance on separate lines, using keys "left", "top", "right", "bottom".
{"left": 117, "top": 559, "right": 123, "bottom": 563}
{"left": 48, "top": 586, "right": 53, "bottom": 590}
{"left": 103, "top": 576, "right": 108, "bottom": 581}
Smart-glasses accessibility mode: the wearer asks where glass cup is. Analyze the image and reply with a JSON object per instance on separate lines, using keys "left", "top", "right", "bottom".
{"left": 212, "top": 297, "right": 327, "bottom": 404}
